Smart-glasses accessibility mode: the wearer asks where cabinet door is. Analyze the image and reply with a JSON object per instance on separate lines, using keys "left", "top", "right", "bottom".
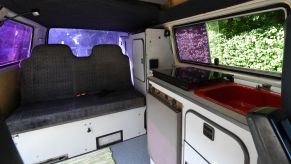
{"left": 184, "top": 142, "right": 208, "bottom": 164}
{"left": 146, "top": 94, "right": 181, "bottom": 164}
{"left": 185, "top": 111, "right": 249, "bottom": 164}
{"left": 132, "top": 39, "right": 145, "bottom": 82}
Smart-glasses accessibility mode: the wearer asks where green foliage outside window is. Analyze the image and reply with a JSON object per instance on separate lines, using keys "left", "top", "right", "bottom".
{"left": 206, "top": 10, "right": 285, "bottom": 72}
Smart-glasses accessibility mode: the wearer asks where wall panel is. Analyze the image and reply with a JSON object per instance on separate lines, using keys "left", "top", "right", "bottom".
{"left": 0, "top": 65, "right": 20, "bottom": 118}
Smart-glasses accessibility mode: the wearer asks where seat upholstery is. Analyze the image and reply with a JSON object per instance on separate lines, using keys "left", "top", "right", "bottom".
{"left": 93, "top": 45, "right": 131, "bottom": 91}
{"left": 6, "top": 89, "right": 145, "bottom": 134}
{"left": 74, "top": 45, "right": 132, "bottom": 93}
{"left": 20, "top": 44, "right": 75, "bottom": 104}
{"left": 73, "top": 56, "right": 102, "bottom": 94}
{"left": 6, "top": 44, "right": 145, "bottom": 134}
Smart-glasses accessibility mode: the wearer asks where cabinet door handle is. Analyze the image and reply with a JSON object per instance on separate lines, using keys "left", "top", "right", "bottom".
{"left": 203, "top": 123, "right": 215, "bottom": 141}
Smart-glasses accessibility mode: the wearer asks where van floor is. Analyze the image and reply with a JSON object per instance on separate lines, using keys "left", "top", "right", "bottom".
{"left": 110, "top": 135, "right": 150, "bottom": 164}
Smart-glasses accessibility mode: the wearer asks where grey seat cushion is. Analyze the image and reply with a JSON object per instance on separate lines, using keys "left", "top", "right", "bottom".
{"left": 6, "top": 89, "right": 145, "bottom": 134}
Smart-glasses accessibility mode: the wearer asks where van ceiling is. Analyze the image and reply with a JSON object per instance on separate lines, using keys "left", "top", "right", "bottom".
{"left": 1, "top": 0, "right": 250, "bottom": 32}
{"left": 1, "top": 0, "right": 161, "bottom": 32}
{"left": 139, "top": 0, "right": 168, "bottom": 5}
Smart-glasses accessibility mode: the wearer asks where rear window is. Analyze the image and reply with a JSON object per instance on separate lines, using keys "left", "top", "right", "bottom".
{"left": 174, "top": 9, "right": 286, "bottom": 73}
{"left": 48, "top": 28, "right": 128, "bottom": 57}
{"left": 0, "top": 20, "right": 33, "bottom": 66}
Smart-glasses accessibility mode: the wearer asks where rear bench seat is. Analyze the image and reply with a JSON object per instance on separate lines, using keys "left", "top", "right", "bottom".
{"left": 6, "top": 44, "right": 145, "bottom": 134}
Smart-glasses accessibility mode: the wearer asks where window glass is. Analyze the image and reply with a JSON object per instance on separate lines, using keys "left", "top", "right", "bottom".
{"left": 0, "top": 20, "right": 33, "bottom": 66}
{"left": 48, "top": 28, "right": 128, "bottom": 57}
{"left": 175, "top": 23, "right": 211, "bottom": 64}
{"left": 174, "top": 9, "right": 285, "bottom": 73}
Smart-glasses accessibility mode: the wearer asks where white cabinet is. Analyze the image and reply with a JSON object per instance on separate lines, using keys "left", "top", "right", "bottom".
{"left": 185, "top": 111, "right": 249, "bottom": 164}
{"left": 184, "top": 142, "right": 208, "bottom": 164}
{"left": 13, "top": 107, "right": 146, "bottom": 164}
{"left": 127, "top": 29, "right": 174, "bottom": 94}
{"left": 146, "top": 93, "right": 182, "bottom": 164}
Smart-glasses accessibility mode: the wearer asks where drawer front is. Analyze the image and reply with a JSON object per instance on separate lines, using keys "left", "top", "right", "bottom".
{"left": 184, "top": 142, "right": 209, "bottom": 164}
{"left": 185, "top": 110, "right": 249, "bottom": 164}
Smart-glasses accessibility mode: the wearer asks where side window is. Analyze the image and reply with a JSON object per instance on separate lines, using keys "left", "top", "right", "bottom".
{"left": 0, "top": 20, "right": 33, "bottom": 66}
{"left": 48, "top": 28, "right": 128, "bottom": 57}
{"left": 175, "top": 23, "right": 211, "bottom": 64}
{"left": 174, "top": 9, "right": 286, "bottom": 73}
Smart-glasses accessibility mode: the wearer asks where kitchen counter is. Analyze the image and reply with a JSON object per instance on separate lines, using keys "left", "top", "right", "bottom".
{"left": 148, "top": 76, "right": 259, "bottom": 164}
{"left": 148, "top": 76, "right": 249, "bottom": 126}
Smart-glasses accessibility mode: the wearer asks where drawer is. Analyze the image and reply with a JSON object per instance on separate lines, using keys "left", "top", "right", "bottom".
{"left": 185, "top": 110, "right": 249, "bottom": 164}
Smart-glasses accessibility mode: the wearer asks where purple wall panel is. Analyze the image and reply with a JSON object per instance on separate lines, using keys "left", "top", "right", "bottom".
{"left": 175, "top": 23, "right": 210, "bottom": 64}
{"left": 48, "top": 28, "right": 128, "bottom": 57}
{"left": 0, "top": 20, "right": 33, "bottom": 65}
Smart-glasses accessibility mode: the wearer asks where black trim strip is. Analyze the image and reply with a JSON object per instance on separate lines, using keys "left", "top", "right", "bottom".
{"left": 0, "top": 61, "right": 20, "bottom": 70}
{"left": 271, "top": 118, "right": 291, "bottom": 160}
{"left": 173, "top": 4, "right": 290, "bottom": 80}
{"left": 144, "top": 109, "right": 147, "bottom": 130}
{"left": 177, "top": 62, "right": 281, "bottom": 80}
{"left": 185, "top": 110, "right": 250, "bottom": 164}
{"left": 45, "top": 27, "right": 50, "bottom": 44}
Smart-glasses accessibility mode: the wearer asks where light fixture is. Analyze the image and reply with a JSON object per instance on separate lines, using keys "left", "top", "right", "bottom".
{"left": 0, "top": 8, "right": 40, "bottom": 26}
{"left": 31, "top": 8, "right": 40, "bottom": 16}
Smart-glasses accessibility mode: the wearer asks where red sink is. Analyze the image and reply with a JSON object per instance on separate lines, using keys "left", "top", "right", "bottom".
{"left": 194, "top": 83, "right": 281, "bottom": 116}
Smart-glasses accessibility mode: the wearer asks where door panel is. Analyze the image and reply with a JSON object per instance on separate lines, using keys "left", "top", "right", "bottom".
{"left": 132, "top": 39, "right": 145, "bottom": 82}
{"left": 185, "top": 111, "right": 249, "bottom": 164}
{"left": 0, "top": 65, "right": 20, "bottom": 118}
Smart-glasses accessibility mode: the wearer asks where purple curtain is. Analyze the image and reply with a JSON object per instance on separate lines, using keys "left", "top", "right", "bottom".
{"left": 175, "top": 23, "right": 211, "bottom": 64}
{"left": 0, "top": 20, "right": 33, "bottom": 65}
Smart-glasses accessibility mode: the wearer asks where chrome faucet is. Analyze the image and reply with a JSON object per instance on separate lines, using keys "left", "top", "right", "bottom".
{"left": 256, "top": 83, "right": 272, "bottom": 91}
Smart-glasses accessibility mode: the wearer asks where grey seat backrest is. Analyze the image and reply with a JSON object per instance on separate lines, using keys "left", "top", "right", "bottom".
{"left": 76, "top": 45, "right": 132, "bottom": 92}
{"left": 73, "top": 55, "right": 102, "bottom": 94}
{"left": 21, "top": 45, "right": 75, "bottom": 104}
{"left": 93, "top": 45, "right": 132, "bottom": 91}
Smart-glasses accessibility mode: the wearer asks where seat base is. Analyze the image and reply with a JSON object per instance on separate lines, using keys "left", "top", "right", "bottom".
{"left": 6, "top": 89, "right": 145, "bottom": 134}
{"left": 11, "top": 107, "right": 146, "bottom": 164}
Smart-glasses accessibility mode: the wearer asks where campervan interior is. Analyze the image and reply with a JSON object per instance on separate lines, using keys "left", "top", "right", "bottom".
{"left": 0, "top": 0, "right": 290, "bottom": 164}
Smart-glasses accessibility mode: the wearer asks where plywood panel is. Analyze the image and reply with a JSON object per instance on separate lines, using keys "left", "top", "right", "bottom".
{"left": 0, "top": 65, "right": 20, "bottom": 118}
{"left": 169, "top": 0, "right": 188, "bottom": 7}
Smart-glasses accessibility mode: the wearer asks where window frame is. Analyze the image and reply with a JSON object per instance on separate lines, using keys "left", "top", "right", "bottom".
{"left": 47, "top": 27, "right": 128, "bottom": 57}
{"left": 172, "top": 4, "right": 290, "bottom": 79}
{"left": 0, "top": 18, "right": 34, "bottom": 68}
